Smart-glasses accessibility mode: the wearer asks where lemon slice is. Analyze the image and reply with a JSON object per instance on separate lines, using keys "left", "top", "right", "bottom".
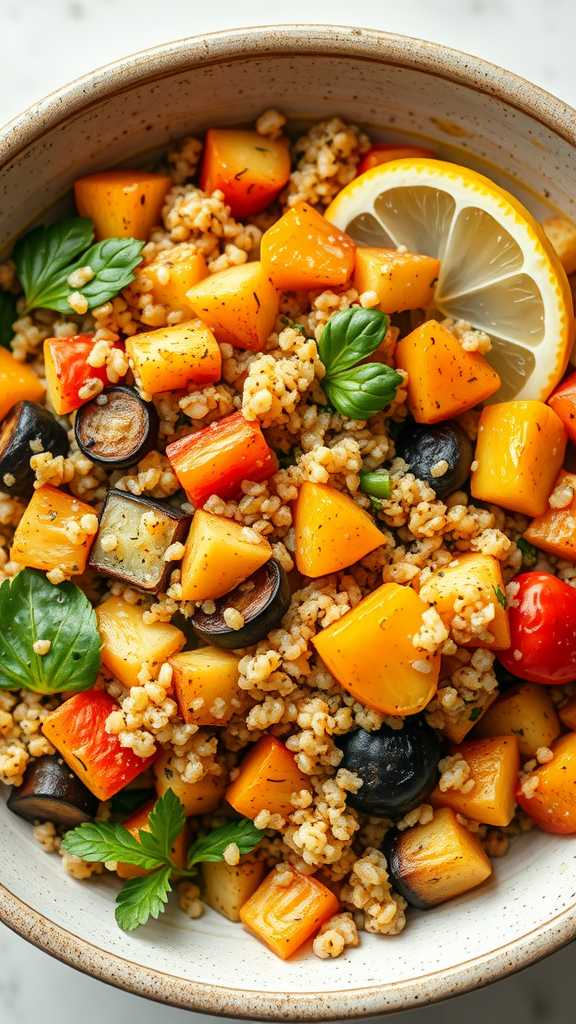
{"left": 325, "top": 159, "right": 574, "bottom": 402}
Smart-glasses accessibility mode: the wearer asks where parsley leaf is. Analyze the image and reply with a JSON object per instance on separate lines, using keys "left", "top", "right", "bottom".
{"left": 468, "top": 706, "right": 483, "bottom": 722}
{"left": 493, "top": 584, "right": 507, "bottom": 610}
{"left": 13, "top": 217, "right": 144, "bottom": 315}
{"left": 322, "top": 362, "right": 403, "bottom": 420}
{"left": 146, "top": 787, "right": 186, "bottom": 862}
{"left": 319, "top": 307, "right": 389, "bottom": 374}
{"left": 0, "top": 291, "right": 18, "bottom": 349}
{"left": 280, "top": 316, "right": 306, "bottom": 336}
{"left": 61, "top": 821, "right": 165, "bottom": 869}
{"left": 0, "top": 568, "right": 101, "bottom": 694}
{"left": 115, "top": 866, "right": 172, "bottom": 931}
{"left": 188, "top": 816, "right": 263, "bottom": 868}
{"left": 517, "top": 536, "right": 537, "bottom": 561}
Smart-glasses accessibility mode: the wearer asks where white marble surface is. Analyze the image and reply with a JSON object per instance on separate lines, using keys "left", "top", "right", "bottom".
{"left": 2, "top": 0, "right": 576, "bottom": 1021}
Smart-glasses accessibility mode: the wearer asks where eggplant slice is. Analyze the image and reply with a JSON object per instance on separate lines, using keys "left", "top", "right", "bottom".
{"left": 75, "top": 385, "right": 159, "bottom": 470}
{"left": 192, "top": 559, "right": 291, "bottom": 649}
{"left": 0, "top": 401, "right": 68, "bottom": 497}
{"left": 7, "top": 755, "right": 98, "bottom": 827}
{"left": 89, "top": 488, "right": 191, "bottom": 594}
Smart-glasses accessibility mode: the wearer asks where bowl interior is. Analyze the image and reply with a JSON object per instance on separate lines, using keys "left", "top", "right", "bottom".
{"left": 2, "top": 26, "right": 576, "bottom": 1019}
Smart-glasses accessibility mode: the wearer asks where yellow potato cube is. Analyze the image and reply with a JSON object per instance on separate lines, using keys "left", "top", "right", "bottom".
{"left": 471, "top": 401, "right": 567, "bottom": 517}
{"left": 10, "top": 484, "right": 97, "bottom": 576}
{"left": 125, "top": 320, "right": 221, "bottom": 395}
{"left": 180, "top": 509, "right": 272, "bottom": 602}
{"left": 473, "top": 681, "right": 560, "bottom": 758}
{"left": 201, "top": 860, "right": 266, "bottom": 922}
{"left": 96, "top": 595, "right": 185, "bottom": 688}
{"left": 154, "top": 749, "right": 227, "bottom": 816}
{"left": 418, "top": 551, "right": 510, "bottom": 650}
{"left": 354, "top": 247, "right": 440, "bottom": 313}
{"left": 170, "top": 647, "right": 241, "bottom": 726}
{"left": 186, "top": 261, "right": 280, "bottom": 351}
{"left": 144, "top": 246, "right": 208, "bottom": 315}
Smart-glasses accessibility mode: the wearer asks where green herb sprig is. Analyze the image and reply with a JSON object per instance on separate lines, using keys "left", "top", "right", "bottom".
{"left": 517, "top": 536, "right": 537, "bottom": 562}
{"left": 0, "top": 568, "right": 102, "bottom": 694}
{"left": 62, "top": 790, "right": 263, "bottom": 931}
{"left": 318, "top": 308, "right": 403, "bottom": 420}
{"left": 493, "top": 584, "right": 507, "bottom": 610}
{"left": 13, "top": 217, "right": 144, "bottom": 315}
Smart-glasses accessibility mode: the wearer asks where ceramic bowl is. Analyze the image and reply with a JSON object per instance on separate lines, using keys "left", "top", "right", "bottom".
{"left": 1, "top": 25, "right": 576, "bottom": 1020}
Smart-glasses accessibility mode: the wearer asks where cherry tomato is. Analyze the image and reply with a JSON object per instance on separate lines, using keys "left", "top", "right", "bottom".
{"left": 497, "top": 571, "right": 576, "bottom": 685}
{"left": 357, "top": 144, "right": 435, "bottom": 176}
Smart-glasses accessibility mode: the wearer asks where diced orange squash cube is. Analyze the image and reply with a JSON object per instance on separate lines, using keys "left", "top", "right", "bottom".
{"left": 143, "top": 247, "right": 208, "bottom": 316}
{"left": 116, "top": 797, "right": 188, "bottom": 879}
{"left": 386, "top": 806, "right": 492, "bottom": 908}
{"left": 261, "top": 202, "right": 356, "bottom": 291}
{"left": 0, "top": 347, "right": 45, "bottom": 421}
{"left": 430, "top": 735, "right": 520, "bottom": 826}
{"left": 226, "top": 736, "right": 313, "bottom": 820}
{"left": 199, "top": 129, "right": 291, "bottom": 219}
{"left": 516, "top": 732, "right": 576, "bottom": 833}
{"left": 473, "top": 682, "right": 561, "bottom": 758}
{"left": 170, "top": 647, "right": 241, "bottom": 727}
{"left": 186, "top": 262, "right": 280, "bottom": 352}
{"left": 125, "top": 320, "right": 221, "bottom": 395}
{"left": 313, "top": 582, "right": 440, "bottom": 716}
{"left": 154, "top": 749, "right": 227, "bottom": 816}
{"left": 202, "top": 859, "right": 266, "bottom": 922}
{"left": 96, "top": 595, "right": 185, "bottom": 688}
{"left": 240, "top": 865, "right": 340, "bottom": 959}
{"left": 394, "top": 319, "right": 501, "bottom": 423}
{"left": 559, "top": 693, "right": 576, "bottom": 731}
{"left": 10, "top": 484, "right": 97, "bottom": 576}
{"left": 74, "top": 169, "right": 172, "bottom": 241}
{"left": 440, "top": 692, "right": 498, "bottom": 745}
{"left": 180, "top": 509, "right": 272, "bottom": 601}
{"left": 524, "top": 470, "right": 576, "bottom": 561}
{"left": 42, "top": 690, "right": 158, "bottom": 802}
{"left": 471, "top": 401, "right": 567, "bottom": 517}
{"left": 293, "top": 481, "right": 383, "bottom": 577}
{"left": 418, "top": 551, "right": 510, "bottom": 650}
{"left": 353, "top": 247, "right": 440, "bottom": 314}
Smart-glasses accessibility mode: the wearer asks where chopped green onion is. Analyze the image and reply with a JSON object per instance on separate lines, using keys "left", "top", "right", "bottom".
{"left": 359, "top": 469, "right": 391, "bottom": 499}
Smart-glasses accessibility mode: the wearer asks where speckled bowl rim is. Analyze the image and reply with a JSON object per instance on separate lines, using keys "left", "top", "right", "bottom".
{"left": 2, "top": 23, "right": 576, "bottom": 1019}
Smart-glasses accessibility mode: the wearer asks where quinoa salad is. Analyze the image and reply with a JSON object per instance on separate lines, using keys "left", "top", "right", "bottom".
{"left": 2, "top": 109, "right": 576, "bottom": 961}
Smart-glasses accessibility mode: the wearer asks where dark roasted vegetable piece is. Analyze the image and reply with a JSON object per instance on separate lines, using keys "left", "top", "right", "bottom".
{"left": 192, "top": 559, "right": 290, "bottom": 650}
{"left": 0, "top": 401, "right": 68, "bottom": 497}
{"left": 7, "top": 754, "right": 98, "bottom": 827}
{"left": 75, "top": 385, "right": 159, "bottom": 470}
{"left": 336, "top": 719, "right": 441, "bottom": 818}
{"left": 89, "top": 488, "right": 191, "bottom": 594}
{"left": 395, "top": 419, "right": 474, "bottom": 499}
{"left": 382, "top": 806, "right": 492, "bottom": 909}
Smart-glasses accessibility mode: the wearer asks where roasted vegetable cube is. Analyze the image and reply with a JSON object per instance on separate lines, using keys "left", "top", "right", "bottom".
{"left": 524, "top": 470, "right": 576, "bottom": 561}
{"left": 144, "top": 246, "right": 208, "bottom": 316}
{"left": 418, "top": 551, "right": 510, "bottom": 650}
{"left": 226, "top": 736, "right": 313, "bottom": 820}
{"left": 201, "top": 859, "right": 266, "bottom": 921}
{"left": 96, "top": 596, "right": 185, "bottom": 688}
{"left": 44, "top": 334, "right": 118, "bottom": 416}
{"left": 0, "top": 347, "right": 45, "bottom": 422}
{"left": 261, "top": 201, "right": 356, "bottom": 291}
{"left": 89, "top": 489, "right": 190, "bottom": 594}
{"left": 293, "top": 481, "right": 383, "bottom": 577}
{"left": 353, "top": 247, "right": 440, "bottom": 314}
{"left": 10, "top": 484, "right": 98, "bottom": 576}
{"left": 170, "top": 647, "right": 241, "bottom": 726}
{"left": 42, "top": 690, "right": 158, "bottom": 801}
{"left": 430, "top": 735, "right": 520, "bottom": 826}
{"left": 180, "top": 508, "right": 272, "bottom": 601}
{"left": 240, "top": 865, "right": 340, "bottom": 959}
{"left": 473, "top": 682, "right": 561, "bottom": 758}
{"left": 199, "top": 129, "right": 291, "bottom": 218}
{"left": 186, "top": 262, "right": 280, "bottom": 352}
{"left": 74, "top": 169, "right": 172, "bottom": 241}
{"left": 191, "top": 560, "right": 290, "bottom": 650}
{"left": 125, "top": 320, "right": 221, "bottom": 395}
{"left": 516, "top": 732, "right": 576, "bottom": 833}
{"left": 154, "top": 749, "right": 227, "bottom": 816}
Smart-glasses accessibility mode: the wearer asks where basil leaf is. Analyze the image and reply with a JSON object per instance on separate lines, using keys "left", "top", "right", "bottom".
{"left": 31, "top": 237, "right": 145, "bottom": 313}
{"left": 110, "top": 788, "right": 155, "bottom": 818}
{"left": 115, "top": 865, "right": 172, "bottom": 931}
{"left": 61, "top": 821, "right": 164, "bottom": 869}
{"left": 323, "top": 363, "right": 403, "bottom": 420}
{"left": 13, "top": 218, "right": 94, "bottom": 313}
{"left": 318, "top": 307, "right": 389, "bottom": 375}
{"left": 188, "top": 816, "right": 263, "bottom": 869}
{"left": 0, "top": 568, "right": 102, "bottom": 694}
{"left": 147, "top": 787, "right": 187, "bottom": 862}
{"left": 0, "top": 291, "right": 18, "bottom": 349}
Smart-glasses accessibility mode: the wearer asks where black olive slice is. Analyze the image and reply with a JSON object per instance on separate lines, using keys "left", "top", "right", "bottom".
{"left": 89, "top": 488, "right": 191, "bottom": 594}
{"left": 0, "top": 401, "right": 68, "bottom": 497}
{"left": 7, "top": 754, "right": 98, "bottom": 827}
{"left": 75, "top": 385, "right": 159, "bottom": 470}
{"left": 395, "top": 419, "right": 474, "bottom": 500}
{"left": 336, "top": 719, "right": 441, "bottom": 819}
{"left": 192, "top": 559, "right": 290, "bottom": 649}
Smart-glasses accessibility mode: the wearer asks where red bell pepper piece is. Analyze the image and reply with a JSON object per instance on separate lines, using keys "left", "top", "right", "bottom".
{"left": 548, "top": 370, "right": 576, "bottom": 443}
{"left": 42, "top": 689, "right": 158, "bottom": 801}
{"left": 166, "top": 411, "right": 278, "bottom": 508}
{"left": 44, "top": 334, "right": 125, "bottom": 416}
{"left": 497, "top": 571, "right": 576, "bottom": 685}
{"left": 357, "top": 144, "right": 436, "bottom": 177}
